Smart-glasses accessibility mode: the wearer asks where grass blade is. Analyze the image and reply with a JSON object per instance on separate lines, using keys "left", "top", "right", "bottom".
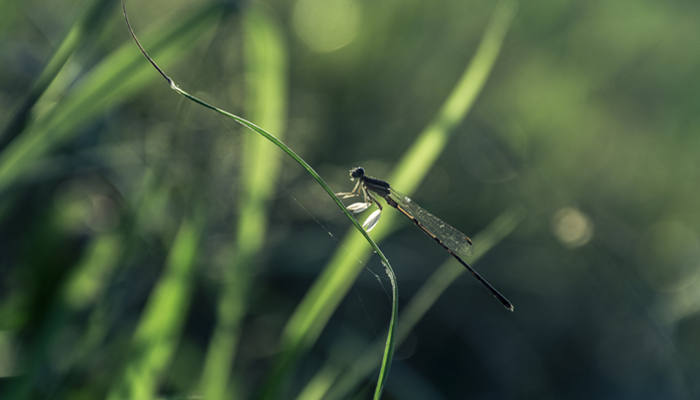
{"left": 0, "top": 0, "right": 115, "bottom": 151}
{"left": 273, "top": 0, "right": 517, "bottom": 397}
{"left": 106, "top": 216, "right": 202, "bottom": 400}
{"left": 120, "top": 1, "right": 399, "bottom": 398}
{"left": 0, "top": 3, "right": 225, "bottom": 193}
{"left": 198, "top": 5, "right": 288, "bottom": 399}
{"left": 300, "top": 207, "right": 524, "bottom": 400}
{"left": 1, "top": 234, "right": 122, "bottom": 400}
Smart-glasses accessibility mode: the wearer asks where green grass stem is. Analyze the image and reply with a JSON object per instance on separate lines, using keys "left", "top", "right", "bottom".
{"left": 2, "top": 234, "right": 122, "bottom": 400}
{"left": 0, "top": 3, "right": 224, "bottom": 193}
{"left": 198, "top": 6, "right": 288, "bottom": 399}
{"left": 0, "top": 0, "right": 115, "bottom": 151}
{"left": 298, "top": 206, "right": 524, "bottom": 400}
{"left": 274, "top": 1, "right": 516, "bottom": 397}
{"left": 106, "top": 216, "right": 202, "bottom": 400}
{"left": 120, "top": 1, "right": 398, "bottom": 398}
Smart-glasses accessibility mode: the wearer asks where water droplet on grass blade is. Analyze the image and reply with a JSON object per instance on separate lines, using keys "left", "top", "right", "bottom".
{"left": 362, "top": 209, "right": 382, "bottom": 232}
{"left": 347, "top": 202, "right": 371, "bottom": 213}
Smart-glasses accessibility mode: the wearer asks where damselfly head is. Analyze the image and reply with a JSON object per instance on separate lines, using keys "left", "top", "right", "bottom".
{"left": 349, "top": 166, "right": 365, "bottom": 180}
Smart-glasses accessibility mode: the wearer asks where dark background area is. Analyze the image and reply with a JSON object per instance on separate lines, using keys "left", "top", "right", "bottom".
{"left": 1, "top": 0, "right": 700, "bottom": 399}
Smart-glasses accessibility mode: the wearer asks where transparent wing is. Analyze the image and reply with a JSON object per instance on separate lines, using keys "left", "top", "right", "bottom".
{"left": 389, "top": 189, "right": 473, "bottom": 256}
{"left": 387, "top": 188, "right": 513, "bottom": 311}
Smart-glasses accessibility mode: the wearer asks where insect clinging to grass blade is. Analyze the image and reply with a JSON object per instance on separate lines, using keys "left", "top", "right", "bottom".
{"left": 337, "top": 167, "right": 513, "bottom": 311}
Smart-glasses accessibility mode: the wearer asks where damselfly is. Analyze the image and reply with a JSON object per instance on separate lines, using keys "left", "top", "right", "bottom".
{"left": 337, "top": 167, "right": 513, "bottom": 311}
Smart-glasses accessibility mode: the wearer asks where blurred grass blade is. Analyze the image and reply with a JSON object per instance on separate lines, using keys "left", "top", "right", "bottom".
{"left": 298, "top": 207, "right": 524, "bottom": 400}
{"left": 271, "top": 0, "right": 517, "bottom": 397}
{"left": 2, "top": 234, "right": 122, "bottom": 400}
{"left": 389, "top": 0, "right": 517, "bottom": 193}
{"left": 61, "top": 235, "right": 123, "bottom": 310}
{"left": 51, "top": 170, "right": 174, "bottom": 397}
{"left": 0, "top": 0, "right": 115, "bottom": 151}
{"left": 0, "top": 3, "right": 225, "bottom": 193}
{"left": 120, "top": 1, "right": 398, "bottom": 398}
{"left": 198, "top": 5, "right": 287, "bottom": 399}
{"left": 106, "top": 216, "right": 202, "bottom": 400}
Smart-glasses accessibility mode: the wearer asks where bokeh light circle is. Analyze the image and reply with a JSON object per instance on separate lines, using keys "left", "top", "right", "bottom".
{"left": 292, "top": 0, "right": 360, "bottom": 53}
{"left": 551, "top": 206, "right": 594, "bottom": 248}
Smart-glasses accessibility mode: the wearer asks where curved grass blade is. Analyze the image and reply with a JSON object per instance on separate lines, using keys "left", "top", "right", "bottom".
{"left": 279, "top": 0, "right": 517, "bottom": 398}
{"left": 120, "top": 2, "right": 399, "bottom": 399}
{"left": 198, "top": 5, "right": 288, "bottom": 399}
{"left": 299, "top": 207, "right": 524, "bottom": 400}
{"left": 0, "top": 3, "right": 225, "bottom": 194}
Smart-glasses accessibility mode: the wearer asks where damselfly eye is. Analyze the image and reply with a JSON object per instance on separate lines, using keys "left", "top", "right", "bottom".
{"left": 350, "top": 167, "right": 365, "bottom": 179}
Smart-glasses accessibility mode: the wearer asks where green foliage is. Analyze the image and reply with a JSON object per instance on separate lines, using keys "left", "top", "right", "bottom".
{"left": 0, "top": 3, "right": 225, "bottom": 192}
{"left": 3, "top": 0, "right": 700, "bottom": 399}
{"left": 198, "top": 5, "right": 288, "bottom": 399}
{"left": 262, "top": 2, "right": 515, "bottom": 397}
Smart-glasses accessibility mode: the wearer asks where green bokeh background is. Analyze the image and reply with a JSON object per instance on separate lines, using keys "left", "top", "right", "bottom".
{"left": 2, "top": 0, "right": 700, "bottom": 398}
